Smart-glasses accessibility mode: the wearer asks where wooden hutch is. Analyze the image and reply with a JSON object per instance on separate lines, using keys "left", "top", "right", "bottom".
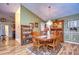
{"left": 51, "top": 20, "right": 64, "bottom": 43}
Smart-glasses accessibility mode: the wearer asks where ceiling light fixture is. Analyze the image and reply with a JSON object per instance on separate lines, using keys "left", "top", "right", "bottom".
{"left": 47, "top": 5, "right": 52, "bottom": 26}
{"left": 48, "top": 6, "right": 51, "bottom": 8}
{"left": 6, "top": 3, "right": 10, "bottom": 5}
{"left": 48, "top": 5, "right": 51, "bottom": 19}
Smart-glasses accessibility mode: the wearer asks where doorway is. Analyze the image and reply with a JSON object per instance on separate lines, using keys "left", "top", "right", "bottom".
{"left": 12, "top": 24, "right": 15, "bottom": 39}
{"left": 5, "top": 25, "right": 9, "bottom": 37}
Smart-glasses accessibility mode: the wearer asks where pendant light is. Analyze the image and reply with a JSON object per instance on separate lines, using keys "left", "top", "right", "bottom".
{"left": 46, "top": 5, "right": 52, "bottom": 26}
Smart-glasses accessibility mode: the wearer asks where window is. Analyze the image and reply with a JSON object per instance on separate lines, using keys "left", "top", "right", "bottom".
{"left": 77, "top": 20, "right": 79, "bottom": 27}
{"left": 68, "top": 20, "right": 78, "bottom": 28}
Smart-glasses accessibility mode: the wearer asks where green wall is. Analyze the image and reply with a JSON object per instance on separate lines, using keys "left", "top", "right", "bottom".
{"left": 20, "top": 5, "right": 44, "bottom": 32}
{"left": 20, "top": 5, "right": 79, "bottom": 43}
{"left": 52, "top": 14, "right": 79, "bottom": 43}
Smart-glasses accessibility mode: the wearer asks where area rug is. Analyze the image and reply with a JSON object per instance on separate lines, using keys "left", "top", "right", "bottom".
{"left": 26, "top": 45, "right": 62, "bottom": 55}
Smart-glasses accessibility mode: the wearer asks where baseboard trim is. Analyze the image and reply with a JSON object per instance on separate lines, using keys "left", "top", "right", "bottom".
{"left": 65, "top": 41, "right": 79, "bottom": 45}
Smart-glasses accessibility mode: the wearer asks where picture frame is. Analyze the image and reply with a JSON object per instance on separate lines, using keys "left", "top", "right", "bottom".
{"left": 35, "top": 23, "right": 38, "bottom": 28}
{"left": 0, "top": 18, "right": 6, "bottom": 22}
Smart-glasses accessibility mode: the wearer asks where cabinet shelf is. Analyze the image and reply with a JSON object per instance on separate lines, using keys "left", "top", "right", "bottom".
{"left": 51, "top": 28, "right": 63, "bottom": 31}
{"left": 51, "top": 20, "right": 64, "bottom": 43}
{"left": 21, "top": 25, "right": 32, "bottom": 45}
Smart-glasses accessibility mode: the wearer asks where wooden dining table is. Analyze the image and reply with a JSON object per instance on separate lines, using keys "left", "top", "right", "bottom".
{"left": 32, "top": 35, "right": 60, "bottom": 48}
{"left": 33, "top": 35, "right": 57, "bottom": 41}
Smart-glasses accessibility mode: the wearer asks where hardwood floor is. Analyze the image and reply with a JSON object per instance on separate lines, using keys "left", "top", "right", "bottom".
{"left": 0, "top": 39, "right": 79, "bottom": 55}
{"left": 58, "top": 42, "right": 79, "bottom": 55}
{"left": 0, "top": 39, "right": 32, "bottom": 55}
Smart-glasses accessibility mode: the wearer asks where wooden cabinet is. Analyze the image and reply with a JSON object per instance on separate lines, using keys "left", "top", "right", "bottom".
{"left": 51, "top": 20, "right": 64, "bottom": 43}
{"left": 21, "top": 25, "right": 32, "bottom": 45}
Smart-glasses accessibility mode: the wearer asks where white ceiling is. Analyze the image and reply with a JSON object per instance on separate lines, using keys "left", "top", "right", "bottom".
{"left": 22, "top": 3, "right": 79, "bottom": 21}
{"left": 0, "top": 3, "right": 79, "bottom": 21}
{"left": 0, "top": 3, "right": 19, "bottom": 14}
{"left": 0, "top": 3, "right": 20, "bottom": 21}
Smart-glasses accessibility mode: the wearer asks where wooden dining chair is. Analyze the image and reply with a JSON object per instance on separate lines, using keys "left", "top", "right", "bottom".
{"left": 32, "top": 37, "right": 45, "bottom": 51}
{"left": 47, "top": 39, "right": 56, "bottom": 49}
{"left": 32, "top": 32, "right": 41, "bottom": 37}
{"left": 32, "top": 31, "right": 42, "bottom": 48}
{"left": 47, "top": 35, "right": 61, "bottom": 50}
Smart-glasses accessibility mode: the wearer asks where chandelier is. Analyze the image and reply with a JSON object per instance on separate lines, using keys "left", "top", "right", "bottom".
{"left": 46, "top": 5, "right": 52, "bottom": 26}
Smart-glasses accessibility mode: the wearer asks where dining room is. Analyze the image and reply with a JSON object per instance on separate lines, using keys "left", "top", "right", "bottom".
{"left": 19, "top": 3, "right": 79, "bottom": 55}
{"left": 0, "top": 3, "right": 79, "bottom": 55}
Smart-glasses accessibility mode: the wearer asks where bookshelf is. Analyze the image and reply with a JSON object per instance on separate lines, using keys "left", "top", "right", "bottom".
{"left": 21, "top": 25, "right": 32, "bottom": 45}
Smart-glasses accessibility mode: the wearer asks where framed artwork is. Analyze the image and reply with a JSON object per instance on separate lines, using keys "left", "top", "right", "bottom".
{"left": 0, "top": 18, "right": 6, "bottom": 22}
{"left": 35, "top": 23, "right": 38, "bottom": 28}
